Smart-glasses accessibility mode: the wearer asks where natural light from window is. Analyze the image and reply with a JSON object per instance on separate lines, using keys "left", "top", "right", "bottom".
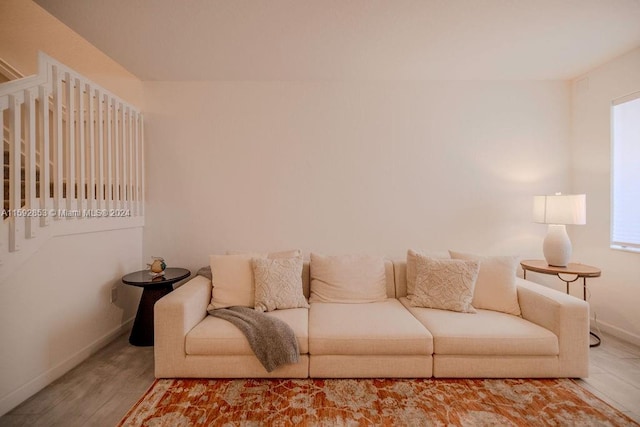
{"left": 611, "top": 92, "right": 640, "bottom": 252}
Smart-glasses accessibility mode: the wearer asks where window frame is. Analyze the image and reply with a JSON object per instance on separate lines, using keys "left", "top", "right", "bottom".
{"left": 611, "top": 90, "right": 640, "bottom": 253}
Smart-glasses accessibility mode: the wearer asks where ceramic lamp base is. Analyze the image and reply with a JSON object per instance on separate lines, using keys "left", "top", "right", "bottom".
{"left": 543, "top": 224, "right": 572, "bottom": 267}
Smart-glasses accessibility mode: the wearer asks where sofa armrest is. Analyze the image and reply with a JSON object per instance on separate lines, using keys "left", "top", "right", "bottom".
{"left": 154, "top": 275, "right": 211, "bottom": 377}
{"left": 516, "top": 278, "right": 589, "bottom": 377}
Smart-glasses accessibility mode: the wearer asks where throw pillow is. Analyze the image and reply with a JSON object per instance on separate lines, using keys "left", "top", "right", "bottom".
{"left": 252, "top": 255, "right": 309, "bottom": 312}
{"left": 208, "top": 253, "right": 257, "bottom": 310}
{"left": 406, "top": 249, "right": 449, "bottom": 296}
{"left": 407, "top": 254, "right": 479, "bottom": 313}
{"left": 449, "top": 250, "right": 521, "bottom": 316}
{"left": 309, "top": 253, "right": 388, "bottom": 303}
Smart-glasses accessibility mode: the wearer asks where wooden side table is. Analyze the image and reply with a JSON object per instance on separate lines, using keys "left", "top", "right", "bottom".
{"left": 122, "top": 267, "right": 191, "bottom": 346}
{"left": 520, "top": 259, "right": 601, "bottom": 347}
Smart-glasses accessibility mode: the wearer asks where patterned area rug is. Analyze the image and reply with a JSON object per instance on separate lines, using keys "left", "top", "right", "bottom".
{"left": 118, "top": 378, "right": 638, "bottom": 426}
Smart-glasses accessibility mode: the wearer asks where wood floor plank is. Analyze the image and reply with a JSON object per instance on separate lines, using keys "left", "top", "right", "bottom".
{"left": 596, "top": 334, "right": 640, "bottom": 358}
{"left": 87, "top": 391, "right": 146, "bottom": 426}
{"left": 581, "top": 372, "right": 640, "bottom": 413}
{"left": 0, "top": 413, "right": 43, "bottom": 427}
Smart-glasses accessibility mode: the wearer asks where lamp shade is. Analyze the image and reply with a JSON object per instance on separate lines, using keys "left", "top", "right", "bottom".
{"left": 533, "top": 194, "right": 586, "bottom": 225}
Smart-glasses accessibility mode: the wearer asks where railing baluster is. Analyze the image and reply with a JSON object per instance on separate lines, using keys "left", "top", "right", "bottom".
{"left": 128, "top": 108, "right": 134, "bottom": 213}
{"left": 140, "top": 113, "right": 144, "bottom": 216}
{"left": 38, "top": 84, "right": 50, "bottom": 227}
{"left": 53, "top": 66, "right": 63, "bottom": 213}
{"left": 132, "top": 112, "right": 139, "bottom": 216}
{"left": 96, "top": 90, "right": 104, "bottom": 210}
{"left": 76, "top": 78, "right": 85, "bottom": 214}
{"left": 24, "top": 89, "right": 37, "bottom": 237}
{"left": 65, "top": 72, "right": 75, "bottom": 214}
{"left": 123, "top": 107, "right": 130, "bottom": 211}
{"left": 8, "top": 94, "right": 22, "bottom": 251}
{"left": 114, "top": 102, "right": 121, "bottom": 210}
{"left": 87, "top": 84, "right": 95, "bottom": 211}
{"left": 105, "top": 96, "right": 113, "bottom": 211}
{"left": 119, "top": 106, "right": 125, "bottom": 210}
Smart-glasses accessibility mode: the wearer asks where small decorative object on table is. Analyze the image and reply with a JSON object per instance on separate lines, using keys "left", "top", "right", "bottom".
{"left": 147, "top": 256, "right": 167, "bottom": 278}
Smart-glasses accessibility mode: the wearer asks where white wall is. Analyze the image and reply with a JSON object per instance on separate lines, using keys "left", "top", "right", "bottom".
{"left": 143, "top": 80, "right": 570, "bottom": 273}
{"left": 570, "top": 47, "right": 640, "bottom": 344}
{"left": 0, "top": 228, "right": 143, "bottom": 415}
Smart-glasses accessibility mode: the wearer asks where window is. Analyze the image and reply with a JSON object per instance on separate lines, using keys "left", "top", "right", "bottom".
{"left": 611, "top": 91, "right": 640, "bottom": 251}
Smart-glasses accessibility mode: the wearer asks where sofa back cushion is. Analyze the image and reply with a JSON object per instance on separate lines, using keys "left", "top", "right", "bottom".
{"left": 383, "top": 260, "right": 395, "bottom": 298}
{"left": 309, "top": 253, "right": 393, "bottom": 303}
{"left": 208, "top": 253, "right": 257, "bottom": 310}
{"left": 394, "top": 260, "right": 409, "bottom": 298}
{"left": 449, "top": 251, "right": 521, "bottom": 316}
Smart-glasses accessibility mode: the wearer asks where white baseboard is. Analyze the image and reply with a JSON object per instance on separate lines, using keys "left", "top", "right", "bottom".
{"left": 591, "top": 317, "right": 640, "bottom": 347}
{"left": 0, "top": 318, "right": 134, "bottom": 417}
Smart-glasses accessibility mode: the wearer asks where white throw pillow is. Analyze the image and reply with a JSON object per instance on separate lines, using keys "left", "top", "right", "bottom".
{"left": 253, "top": 255, "right": 309, "bottom": 312}
{"left": 449, "top": 250, "right": 521, "bottom": 316}
{"left": 406, "top": 249, "right": 449, "bottom": 296}
{"left": 407, "top": 254, "right": 479, "bottom": 313}
{"left": 208, "top": 254, "right": 256, "bottom": 310}
{"left": 309, "top": 253, "right": 388, "bottom": 303}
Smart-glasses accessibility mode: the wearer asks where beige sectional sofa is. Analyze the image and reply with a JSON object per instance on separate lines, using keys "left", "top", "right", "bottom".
{"left": 154, "top": 256, "right": 589, "bottom": 379}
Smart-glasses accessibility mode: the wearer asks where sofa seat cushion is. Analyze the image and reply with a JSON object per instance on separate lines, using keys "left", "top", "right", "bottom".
{"left": 309, "top": 299, "right": 433, "bottom": 355}
{"left": 400, "top": 298, "right": 558, "bottom": 356}
{"left": 186, "top": 308, "right": 309, "bottom": 355}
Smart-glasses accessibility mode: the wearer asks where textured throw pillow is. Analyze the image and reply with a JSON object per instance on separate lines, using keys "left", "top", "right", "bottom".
{"left": 407, "top": 254, "right": 479, "bottom": 313}
{"left": 309, "top": 253, "right": 388, "bottom": 303}
{"left": 208, "top": 254, "right": 256, "bottom": 310}
{"left": 252, "top": 255, "right": 309, "bottom": 312}
{"left": 449, "top": 251, "right": 521, "bottom": 316}
{"left": 406, "top": 249, "right": 449, "bottom": 296}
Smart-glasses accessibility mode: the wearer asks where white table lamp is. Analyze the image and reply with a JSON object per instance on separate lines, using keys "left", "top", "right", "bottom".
{"left": 533, "top": 193, "right": 586, "bottom": 267}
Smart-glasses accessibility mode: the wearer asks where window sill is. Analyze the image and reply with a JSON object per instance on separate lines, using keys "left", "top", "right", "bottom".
{"left": 610, "top": 245, "right": 640, "bottom": 254}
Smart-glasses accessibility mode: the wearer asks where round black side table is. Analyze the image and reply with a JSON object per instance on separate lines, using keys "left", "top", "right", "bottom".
{"left": 122, "top": 267, "right": 191, "bottom": 346}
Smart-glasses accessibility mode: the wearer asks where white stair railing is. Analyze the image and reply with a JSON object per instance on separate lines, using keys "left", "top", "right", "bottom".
{"left": 0, "top": 52, "right": 144, "bottom": 274}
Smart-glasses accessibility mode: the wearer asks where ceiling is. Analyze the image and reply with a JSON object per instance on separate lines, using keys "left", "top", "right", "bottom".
{"left": 34, "top": 0, "right": 640, "bottom": 81}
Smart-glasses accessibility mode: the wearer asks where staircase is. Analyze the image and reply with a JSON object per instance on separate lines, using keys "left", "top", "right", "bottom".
{"left": 0, "top": 52, "right": 144, "bottom": 280}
